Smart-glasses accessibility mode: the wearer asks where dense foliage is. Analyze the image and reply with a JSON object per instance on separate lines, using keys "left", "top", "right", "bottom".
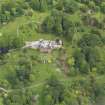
{"left": 0, "top": 0, "right": 105, "bottom": 105}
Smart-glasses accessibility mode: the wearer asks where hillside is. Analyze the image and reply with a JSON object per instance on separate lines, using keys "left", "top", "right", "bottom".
{"left": 0, "top": 0, "right": 105, "bottom": 105}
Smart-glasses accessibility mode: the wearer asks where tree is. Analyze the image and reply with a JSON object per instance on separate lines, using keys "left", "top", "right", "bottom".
{"left": 83, "top": 47, "right": 100, "bottom": 69}
{"left": 78, "top": 34, "right": 103, "bottom": 48}
{"left": 42, "top": 9, "right": 63, "bottom": 35}
{"left": 16, "top": 58, "right": 32, "bottom": 83}
{"left": 100, "top": 2, "right": 105, "bottom": 13}
{"left": 42, "top": 10, "right": 75, "bottom": 41}
{"left": 62, "top": 16, "right": 75, "bottom": 41}
{"left": 63, "top": 0, "right": 79, "bottom": 14}
{"left": 55, "top": 0, "right": 79, "bottom": 14}
{"left": 73, "top": 48, "right": 89, "bottom": 74}
{"left": 40, "top": 0, "right": 48, "bottom": 11}
{"left": 30, "top": 0, "right": 40, "bottom": 10}
{"left": 39, "top": 76, "right": 65, "bottom": 105}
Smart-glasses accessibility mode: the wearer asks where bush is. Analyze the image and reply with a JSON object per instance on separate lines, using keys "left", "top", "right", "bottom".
{"left": 78, "top": 34, "right": 103, "bottom": 48}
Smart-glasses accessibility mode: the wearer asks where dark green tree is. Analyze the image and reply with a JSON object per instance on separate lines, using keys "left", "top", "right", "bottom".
{"left": 39, "top": 76, "right": 65, "bottom": 105}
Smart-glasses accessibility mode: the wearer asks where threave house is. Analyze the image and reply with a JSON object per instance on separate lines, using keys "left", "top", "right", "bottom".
{"left": 23, "top": 39, "right": 63, "bottom": 53}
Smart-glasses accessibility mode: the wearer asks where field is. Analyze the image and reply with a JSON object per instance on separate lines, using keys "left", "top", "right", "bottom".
{"left": 0, "top": 0, "right": 105, "bottom": 105}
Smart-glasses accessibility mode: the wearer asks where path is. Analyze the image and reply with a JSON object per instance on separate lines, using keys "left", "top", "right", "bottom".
{"left": 0, "top": 87, "right": 8, "bottom": 93}
{"left": 8, "top": 82, "right": 45, "bottom": 93}
{"left": 1, "top": 75, "right": 104, "bottom": 94}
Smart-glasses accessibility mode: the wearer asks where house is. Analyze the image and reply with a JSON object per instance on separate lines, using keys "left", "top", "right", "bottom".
{"left": 23, "top": 39, "right": 63, "bottom": 52}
